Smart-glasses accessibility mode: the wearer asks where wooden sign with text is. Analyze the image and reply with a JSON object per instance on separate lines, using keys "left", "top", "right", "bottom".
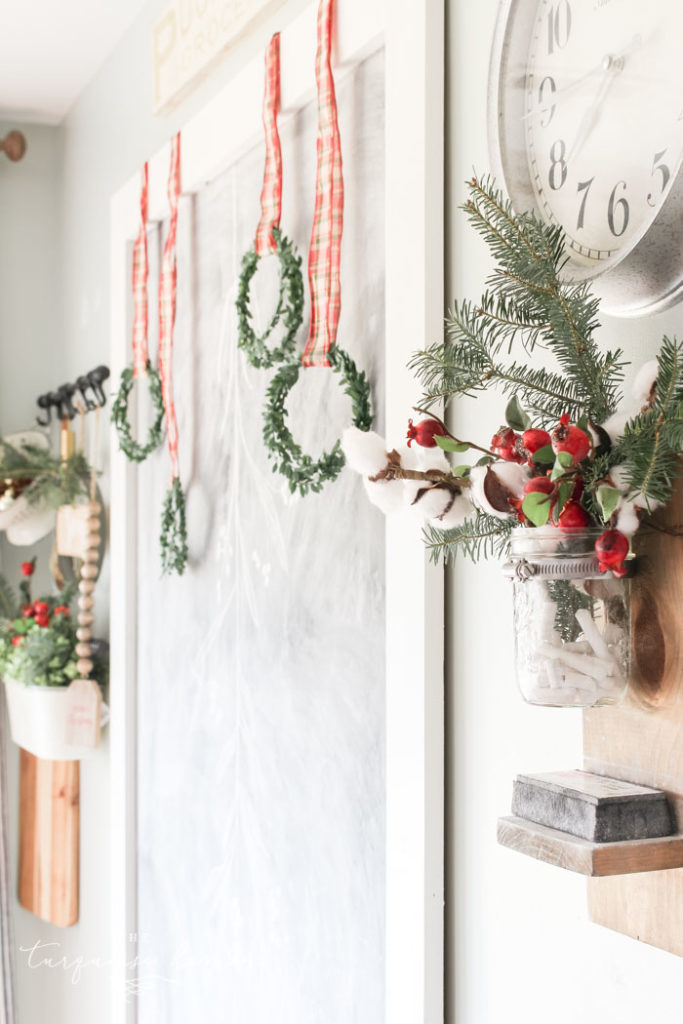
{"left": 153, "top": 0, "right": 286, "bottom": 113}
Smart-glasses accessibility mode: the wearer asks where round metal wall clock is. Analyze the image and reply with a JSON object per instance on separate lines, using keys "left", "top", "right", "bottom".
{"left": 488, "top": 0, "right": 683, "bottom": 317}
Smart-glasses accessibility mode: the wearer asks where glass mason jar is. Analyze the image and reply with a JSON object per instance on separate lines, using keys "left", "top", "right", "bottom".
{"left": 502, "top": 527, "right": 631, "bottom": 708}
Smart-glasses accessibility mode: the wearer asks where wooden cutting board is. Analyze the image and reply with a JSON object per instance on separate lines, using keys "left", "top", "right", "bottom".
{"left": 18, "top": 750, "right": 79, "bottom": 927}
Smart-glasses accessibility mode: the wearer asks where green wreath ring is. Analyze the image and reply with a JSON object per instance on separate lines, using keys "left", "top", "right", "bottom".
{"left": 112, "top": 361, "right": 165, "bottom": 464}
{"left": 236, "top": 227, "right": 304, "bottom": 369}
{"left": 263, "top": 345, "right": 373, "bottom": 497}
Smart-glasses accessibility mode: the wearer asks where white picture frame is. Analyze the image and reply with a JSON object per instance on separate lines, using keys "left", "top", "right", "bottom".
{"left": 109, "top": 1, "right": 444, "bottom": 1020}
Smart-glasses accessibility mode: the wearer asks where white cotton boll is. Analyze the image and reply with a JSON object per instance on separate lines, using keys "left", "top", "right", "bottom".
{"left": 341, "top": 427, "right": 388, "bottom": 476}
{"left": 410, "top": 486, "right": 453, "bottom": 521}
{"left": 435, "top": 492, "right": 472, "bottom": 530}
{"left": 601, "top": 411, "right": 629, "bottom": 444}
{"left": 469, "top": 463, "right": 526, "bottom": 520}
{"left": 402, "top": 478, "right": 422, "bottom": 506}
{"left": 610, "top": 464, "right": 628, "bottom": 491}
{"left": 395, "top": 443, "right": 424, "bottom": 472}
{"left": 473, "top": 468, "right": 516, "bottom": 524}
{"left": 492, "top": 460, "right": 528, "bottom": 498}
{"left": 469, "top": 465, "right": 498, "bottom": 518}
{"left": 631, "top": 359, "right": 659, "bottom": 406}
{"left": 411, "top": 444, "right": 450, "bottom": 474}
{"left": 363, "top": 477, "right": 405, "bottom": 515}
{"left": 615, "top": 501, "right": 640, "bottom": 536}
{"left": 611, "top": 463, "right": 662, "bottom": 511}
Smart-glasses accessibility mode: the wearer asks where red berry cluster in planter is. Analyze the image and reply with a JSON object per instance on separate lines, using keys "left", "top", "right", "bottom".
{"left": 406, "top": 417, "right": 447, "bottom": 448}
{"left": 19, "top": 599, "right": 69, "bottom": 630}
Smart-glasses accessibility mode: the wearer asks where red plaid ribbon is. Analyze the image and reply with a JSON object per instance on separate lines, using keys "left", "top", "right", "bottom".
{"left": 132, "top": 162, "right": 149, "bottom": 377}
{"left": 255, "top": 33, "right": 282, "bottom": 257}
{"left": 158, "top": 133, "right": 182, "bottom": 480}
{"left": 302, "top": 0, "right": 344, "bottom": 368}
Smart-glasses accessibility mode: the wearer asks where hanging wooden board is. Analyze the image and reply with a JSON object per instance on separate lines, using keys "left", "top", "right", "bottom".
{"left": 18, "top": 750, "right": 79, "bottom": 928}
{"left": 583, "top": 478, "right": 683, "bottom": 956}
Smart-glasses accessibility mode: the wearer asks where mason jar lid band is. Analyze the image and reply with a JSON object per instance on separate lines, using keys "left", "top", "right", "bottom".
{"left": 502, "top": 556, "right": 603, "bottom": 581}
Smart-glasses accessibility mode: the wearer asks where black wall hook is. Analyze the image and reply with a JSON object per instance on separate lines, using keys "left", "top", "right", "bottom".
{"left": 36, "top": 365, "right": 111, "bottom": 425}
{"left": 36, "top": 392, "right": 59, "bottom": 427}
{"left": 87, "top": 366, "right": 110, "bottom": 408}
{"left": 56, "top": 383, "right": 78, "bottom": 420}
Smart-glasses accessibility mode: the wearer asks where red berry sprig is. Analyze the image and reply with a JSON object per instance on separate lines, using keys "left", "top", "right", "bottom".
{"left": 524, "top": 476, "right": 554, "bottom": 497}
{"left": 406, "top": 417, "right": 447, "bottom": 448}
{"left": 518, "top": 428, "right": 552, "bottom": 465}
{"left": 595, "top": 530, "right": 630, "bottom": 577}
{"left": 557, "top": 500, "right": 590, "bottom": 531}
{"left": 551, "top": 413, "right": 591, "bottom": 464}
{"left": 490, "top": 427, "right": 524, "bottom": 463}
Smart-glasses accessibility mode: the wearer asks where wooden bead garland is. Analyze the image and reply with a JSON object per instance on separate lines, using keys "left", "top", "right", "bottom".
{"left": 73, "top": 500, "right": 101, "bottom": 682}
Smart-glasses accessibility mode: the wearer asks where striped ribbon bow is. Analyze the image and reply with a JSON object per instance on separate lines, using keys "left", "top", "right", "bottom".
{"left": 132, "top": 162, "right": 149, "bottom": 377}
{"left": 255, "top": 33, "right": 282, "bottom": 257}
{"left": 302, "top": 0, "right": 344, "bottom": 368}
{"left": 158, "top": 133, "right": 181, "bottom": 480}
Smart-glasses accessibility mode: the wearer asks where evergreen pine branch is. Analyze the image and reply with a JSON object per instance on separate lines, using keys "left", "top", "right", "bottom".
{"left": 416, "top": 176, "right": 625, "bottom": 424}
{"left": 546, "top": 580, "right": 595, "bottom": 643}
{"left": 0, "top": 574, "right": 18, "bottom": 621}
{"left": 423, "top": 512, "right": 514, "bottom": 566}
{"left": 410, "top": 301, "right": 587, "bottom": 419}
{"left": 614, "top": 336, "right": 683, "bottom": 505}
{"left": 464, "top": 176, "right": 565, "bottom": 278}
{"left": 0, "top": 446, "right": 92, "bottom": 509}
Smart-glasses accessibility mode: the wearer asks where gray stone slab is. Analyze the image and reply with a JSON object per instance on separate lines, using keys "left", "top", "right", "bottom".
{"left": 511, "top": 770, "right": 674, "bottom": 843}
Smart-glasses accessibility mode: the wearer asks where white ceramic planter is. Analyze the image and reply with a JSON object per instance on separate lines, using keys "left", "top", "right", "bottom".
{"left": 3, "top": 678, "right": 109, "bottom": 761}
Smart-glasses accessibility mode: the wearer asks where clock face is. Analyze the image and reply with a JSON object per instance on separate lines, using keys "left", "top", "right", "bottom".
{"left": 524, "top": 0, "right": 683, "bottom": 275}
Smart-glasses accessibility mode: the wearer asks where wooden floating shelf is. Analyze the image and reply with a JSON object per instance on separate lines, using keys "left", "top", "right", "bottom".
{"left": 497, "top": 816, "right": 683, "bottom": 878}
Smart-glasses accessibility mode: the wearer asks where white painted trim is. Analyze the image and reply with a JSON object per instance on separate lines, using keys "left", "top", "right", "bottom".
{"left": 109, "top": 187, "right": 139, "bottom": 1024}
{"left": 385, "top": 3, "right": 444, "bottom": 1022}
{"left": 110, "top": 1, "right": 444, "bottom": 1020}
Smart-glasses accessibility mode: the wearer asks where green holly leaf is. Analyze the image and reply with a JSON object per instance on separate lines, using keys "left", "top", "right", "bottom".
{"left": 550, "top": 450, "right": 573, "bottom": 481}
{"left": 475, "top": 455, "right": 494, "bottom": 467}
{"left": 597, "top": 484, "right": 621, "bottom": 523}
{"left": 505, "top": 396, "right": 531, "bottom": 432}
{"left": 522, "top": 491, "right": 552, "bottom": 527}
{"left": 530, "top": 444, "right": 554, "bottom": 465}
{"left": 434, "top": 435, "right": 469, "bottom": 453}
{"left": 452, "top": 464, "right": 471, "bottom": 478}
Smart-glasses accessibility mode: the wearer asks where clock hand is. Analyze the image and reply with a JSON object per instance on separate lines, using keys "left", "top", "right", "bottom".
{"left": 567, "top": 65, "right": 620, "bottom": 162}
{"left": 523, "top": 33, "right": 643, "bottom": 122}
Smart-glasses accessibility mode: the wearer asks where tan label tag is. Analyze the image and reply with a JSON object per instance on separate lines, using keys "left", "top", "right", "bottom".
{"left": 65, "top": 679, "right": 102, "bottom": 749}
{"left": 56, "top": 505, "right": 92, "bottom": 559}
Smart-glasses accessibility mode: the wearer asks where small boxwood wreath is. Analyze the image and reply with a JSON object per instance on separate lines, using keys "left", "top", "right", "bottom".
{"left": 263, "top": 345, "right": 373, "bottom": 496}
{"left": 236, "top": 227, "right": 304, "bottom": 369}
{"left": 160, "top": 476, "right": 188, "bottom": 576}
{"left": 112, "top": 362, "right": 165, "bottom": 463}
